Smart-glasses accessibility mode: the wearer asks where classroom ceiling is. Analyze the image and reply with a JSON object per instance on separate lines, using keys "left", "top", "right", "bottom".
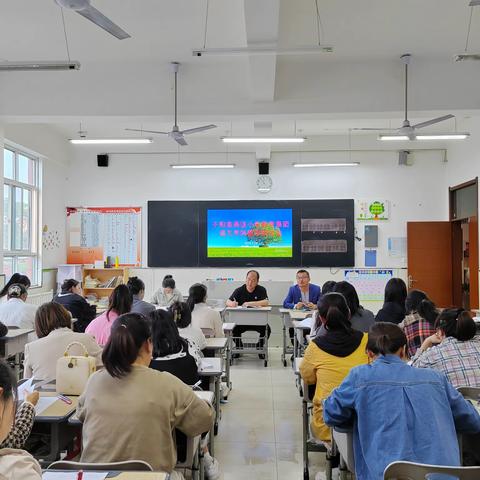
{"left": 1, "top": 0, "right": 480, "bottom": 138}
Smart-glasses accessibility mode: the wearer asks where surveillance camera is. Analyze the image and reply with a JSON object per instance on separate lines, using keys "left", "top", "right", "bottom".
{"left": 196, "top": 52, "right": 202, "bottom": 57}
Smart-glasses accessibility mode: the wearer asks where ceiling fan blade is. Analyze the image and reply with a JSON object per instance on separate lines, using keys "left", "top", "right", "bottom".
{"left": 125, "top": 128, "right": 168, "bottom": 135}
{"left": 412, "top": 114, "right": 454, "bottom": 129}
{"left": 174, "top": 136, "right": 188, "bottom": 146}
{"left": 77, "top": 4, "right": 130, "bottom": 40}
{"left": 469, "top": 0, "right": 480, "bottom": 6}
{"left": 351, "top": 127, "right": 396, "bottom": 131}
{"left": 180, "top": 124, "right": 217, "bottom": 135}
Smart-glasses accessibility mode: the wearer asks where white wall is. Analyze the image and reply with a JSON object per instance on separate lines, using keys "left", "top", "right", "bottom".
{"left": 65, "top": 140, "right": 449, "bottom": 304}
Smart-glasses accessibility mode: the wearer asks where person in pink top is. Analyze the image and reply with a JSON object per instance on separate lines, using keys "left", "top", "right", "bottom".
{"left": 86, "top": 285, "right": 133, "bottom": 346}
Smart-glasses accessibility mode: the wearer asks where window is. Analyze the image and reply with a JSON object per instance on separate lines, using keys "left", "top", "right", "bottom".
{"left": 3, "top": 146, "right": 40, "bottom": 285}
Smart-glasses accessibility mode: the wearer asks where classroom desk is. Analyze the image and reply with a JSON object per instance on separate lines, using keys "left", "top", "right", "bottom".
{"left": 279, "top": 308, "right": 294, "bottom": 367}
{"left": 0, "top": 328, "right": 34, "bottom": 377}
{"left": 34, "top": 392, "right": 79, "bottom": 465}
{"left": 289, "top": 311, "right": 313, "bottom": 360}
{"left": 198, "top": 357, "right": 223, "bottom": 441}
{"left": 204, "top": 336, "right": 230, "bottom": 393}
{"left": 43, "top": 472, "right": 168, "bottom": 479}
{"left": 224, "top": 307, "right": 271, "bottom": 366}
{"left": 222, "top": 322, "right": 235, "bottom": 388}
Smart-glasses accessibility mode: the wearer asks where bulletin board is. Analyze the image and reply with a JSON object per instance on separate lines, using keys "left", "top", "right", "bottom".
{"left": 344, "top": 269, "right": 393, "bottom": 301}
{"left": 66, "top": 207, "right": 141, "bottom": 266}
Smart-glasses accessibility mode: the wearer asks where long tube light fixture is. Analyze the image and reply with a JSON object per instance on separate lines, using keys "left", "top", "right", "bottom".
{"left": 70, "top": 138, "right": 153, "bottom": 145}
{"left": 222, "top": 137, "right": 306, "bottom": 144}
{"left": 0, "top": 61, "right": 80, "bottom": 71}
{"left": 170, "top": 164, "right": 235, "bottom": 169}
{"left": 293, "top": 162, "right": 360, "bottom": 168}
{"left": 378, "top": 133, "right": 469, "bottom": 141}
{"left": 193, "top": 45, "right": 333, "bottom": 57}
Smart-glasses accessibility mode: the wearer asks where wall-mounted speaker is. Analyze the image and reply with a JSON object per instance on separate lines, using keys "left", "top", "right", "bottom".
{"left": 258, "top": 162, "right": 269, "bottom": 175}
{"left": 398, "top": 150, "right": 411, "bottom": 166}
{"left": 97, "top": 154, "right": 109, "bottom": 167}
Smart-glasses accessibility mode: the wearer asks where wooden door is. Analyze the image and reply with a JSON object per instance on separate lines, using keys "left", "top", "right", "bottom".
{"left": 407, "top": 222, "right": 453, "bottom": 307}
{"left": 469, "top": 216, "right": 479, "bottom": 309}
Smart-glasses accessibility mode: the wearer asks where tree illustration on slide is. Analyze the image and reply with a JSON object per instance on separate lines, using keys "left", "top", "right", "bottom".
{"left": 369, "top": 201, "right": 385, "bottom": 220}
{"left": 247, "top": 222, "right": 282, "bottom": 247}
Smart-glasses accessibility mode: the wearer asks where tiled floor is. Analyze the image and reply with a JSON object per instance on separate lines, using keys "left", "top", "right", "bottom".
{"left": 214, "top": 347, "right": 328, "bottom": 480}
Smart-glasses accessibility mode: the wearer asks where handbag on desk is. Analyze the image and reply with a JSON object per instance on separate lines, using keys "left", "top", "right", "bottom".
{"left": 56, "top": 341, "right": 96, "bottom": 395}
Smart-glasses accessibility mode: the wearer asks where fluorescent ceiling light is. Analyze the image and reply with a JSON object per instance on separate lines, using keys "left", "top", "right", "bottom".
{"left": 69, "top": 138, "right": 152, "bottom": 145}
{"left": 0, "top": 61, "right": 80, "bottom": 71}
{"left": 454, "top": 54, "right": 480, "bottom": 62}
{"left": 378, "top": 135, "right": 410, "bottom": 141}
{"left": 222, "top": 137, "right": 306, "bottom": 144}
{"left": 416, "top": 133, "right": 470, "bottom": 140}
{"left": 193, "top": 45, "right": 333, "bottom": 57}
{"left": 293, "top": 163, "right": 360, "bottom": 168}
{"left": 170, "top": 164, "right": 235, "bottom": 169}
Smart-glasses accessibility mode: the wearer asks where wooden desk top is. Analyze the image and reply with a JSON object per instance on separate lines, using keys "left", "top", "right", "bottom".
{"left": 198, "top": 357, "right": 223, "bottom": 376}
{"left": 35, "top": 392, "right": 78, "bottom": 422}
{"left": 43, "top": 472, "right": 168, "bottom": 479}
{"left": 204, "top": 337, "right": 228, "bottom": 350}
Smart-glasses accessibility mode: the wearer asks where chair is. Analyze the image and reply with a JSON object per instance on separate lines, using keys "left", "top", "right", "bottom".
{"left": 458, "top": 387, "right": 480, "bottom": 400}
{"left": 47, "top": 460, "right": 153, "bottom": 471}
{"left": 384, "top": 461, "right": 480, "bottom": 479}
{"left": 201, "top": 327, "right": 215, "bottom": 338}
{"left": 332, "top": 426, "right": 355, "bottom": 479}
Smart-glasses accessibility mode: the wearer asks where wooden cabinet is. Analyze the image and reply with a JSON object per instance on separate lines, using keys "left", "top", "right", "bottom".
{"left": 82, "top": 268, "right": 129, "bottom": 301}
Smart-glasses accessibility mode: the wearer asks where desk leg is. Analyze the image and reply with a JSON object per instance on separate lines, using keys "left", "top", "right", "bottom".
{"left": 225, "top": 336, "right": 232, "bottom": 389}
{"left": 13, "top": 353, "right": 21, "bottom": 380}
{"left": 302, "top": 397, "right": 309, "bottom": 480}
{"left": 213, "top": 376, "right": 220, "bottom": 438}
{"left": 281, "top": 315, "right": 287, "bottom": 367}
{"left": 294, "top": 333, "right": 299, "bottom": 367}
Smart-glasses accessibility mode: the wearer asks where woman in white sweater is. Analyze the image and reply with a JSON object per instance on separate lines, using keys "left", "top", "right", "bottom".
{"left": 187, "top": 284, "right": 224, "bottom": 338}
{"left": 170, "top": 301, "right": 207, "bottom": 351}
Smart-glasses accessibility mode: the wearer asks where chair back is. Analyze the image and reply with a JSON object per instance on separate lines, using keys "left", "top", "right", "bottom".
{"left": 201, "top": 327, "right": 215, "bottom": 338}
{"left": 384, "top": 461, "right": 480, "bottom": 479}
{"left": 47, "top": 460, "right": 153, "bottom": 472}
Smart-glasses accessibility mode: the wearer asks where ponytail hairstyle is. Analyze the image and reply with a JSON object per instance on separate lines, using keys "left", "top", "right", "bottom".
{"left": 0, "top": 359, "right": 16, "bottom": 404}
{"left": 0, "top": 273, "right": 30, "bottom": 298}
{"left": 315, "top": 292, "right": 352, "bottom": 333}
{"left": 162, "top": 275, "right": 175, "bottom": 289}
{"left": 170, "top": 301, "right": 192, "bottom": 329}
{"left": 405, "top": 290, "right": 438, "bottom": 326}
{"left": 367, "top": 322, "right": 407, "bottom": 356}
{"left": 127, "top": 276, "right": 145, "bottom": 296}
{"left": 435, "top": 308, "right": 476, "bottom": 341}
{"left": 61, "top": 278, "right": 79, "bottom": 294}
{"left": 7, "top": 283, "right": 28, "bottom": 300}
{"left": 107, "top": 284, "right": 133, "bottom": 320}
{"left": 150, "top": 309, "right": 185, "bottom": 357}
{"left": 102, "top": 313, "right": 151, "bottom": 378}
{"left": 187, "top": 283, "right": 207, "bottom": 312}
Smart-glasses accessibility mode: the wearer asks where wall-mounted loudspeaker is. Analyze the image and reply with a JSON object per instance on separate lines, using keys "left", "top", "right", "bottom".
{"left": 97, "top": 154, "right": 109, "bottom": 167}
{"left": 398, "top": 150, "right": 411, "bottom": 166}
{"left": 258, "top": 162, "right": 269, "bottom": 175}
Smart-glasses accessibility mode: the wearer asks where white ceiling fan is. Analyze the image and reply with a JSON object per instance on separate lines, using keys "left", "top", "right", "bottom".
{"left": 353, "top": 54, "right": 456, "bottom": 140}
{"left": 126, "top": 62, "right": 217, "bottom": 146}
{"left": 55, "top": 0, "right": 130, "bottom": 40}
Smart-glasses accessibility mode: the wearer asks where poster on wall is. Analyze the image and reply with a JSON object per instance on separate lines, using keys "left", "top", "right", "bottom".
{"left": 66, "top": 207, "right": 141, "bottom": 266}
{"left": 357, "top": 200, "right": 390, "bottom": 221}
{"left": 344, "top": 269, "right": 393, "bottom": 301}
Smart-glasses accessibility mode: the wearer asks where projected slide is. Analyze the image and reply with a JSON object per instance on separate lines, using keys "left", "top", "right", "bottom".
{"left": 207, "top": 208, "right": 293, "bottom": 258}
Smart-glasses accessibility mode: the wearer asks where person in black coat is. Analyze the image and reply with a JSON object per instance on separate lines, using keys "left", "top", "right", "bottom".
{"left": 375, "top": 278, "right": 407, "bottom": 325}
{"left": 54, "top": 279, "right": 96, "bottom": 333}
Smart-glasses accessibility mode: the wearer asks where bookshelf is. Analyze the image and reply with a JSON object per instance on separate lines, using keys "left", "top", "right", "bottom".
{"left": 82, "top": 268, "right": 129, "bottom": 302}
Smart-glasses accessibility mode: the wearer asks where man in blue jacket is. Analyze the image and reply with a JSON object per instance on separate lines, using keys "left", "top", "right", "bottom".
{"left": 283, "top": 269, "right": 321, "bottom": 310}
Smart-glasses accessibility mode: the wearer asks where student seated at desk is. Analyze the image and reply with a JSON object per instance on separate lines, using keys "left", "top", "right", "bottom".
{"left": 283, "top": 269, "right": 321, "bottom": 310}
{"left": 300, "top": 293, "right": 369, "bottom": 443}
{"left": 411, "top": 308, "right": 480, "bottom": 388}
{"left": 187, "top": 284, "right": 224, "bottom": 338}
{"left": 149, "top": 309, "right": 201, "bottom": 383}
{"left": 375, "top": 277, "right": 407, "bottom": 324}
{"left": 323, "top": 322, "right": 480, "bottom": 480}
{"left": 77, "top": 313, "right": 213, "bottom": 477}
{"left": 127, "top": 276, "right": 155, "bottom": 317}
{"left": 0, "top": 360, "right": 42, "bottom": 480}
{"left": 226, "top": 270, "right": 270, "bottom": 358}
{"left": 85, "top": 284, "right": 132, "bottom": 346}
{"left": 54, "top": 278, "right": 96, "bottom": 333}
{"left": 171, "top": 301, "right": 207, "bottom": 352}
{"left": 23, "top": 302, "right": 103, "bottom": 380}
{"left": 151, "top": 274, "right": 183, "bottom": 307}
{"left": 0, "top": 273, "right": 30, "bottom": 304}
{"left": 0, "top": 284, "right": 37, "bottom": 331}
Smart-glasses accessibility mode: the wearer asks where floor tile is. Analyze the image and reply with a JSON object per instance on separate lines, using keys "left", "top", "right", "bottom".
{"left": 218, "top": 407, "right": 276, "bottom": 443}
{"left": 274, "top": 409, "right": 303, "bottom": 444}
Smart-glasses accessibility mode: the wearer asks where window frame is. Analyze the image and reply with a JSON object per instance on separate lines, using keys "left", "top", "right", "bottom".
{"left": 3, "top": 143, "right": 42, "bottom": 287}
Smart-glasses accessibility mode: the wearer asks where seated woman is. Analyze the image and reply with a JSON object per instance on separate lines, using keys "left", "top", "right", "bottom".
{"left": 149, "top": 309, "right": 201, "bottom": 384}
{"left": 0, "top": 273, "right": 30, "bottom": 304}
{"left": 411, "top": 308, "right": 480, "bottom": 388}
{"left": 85, "top": 284, "right": 132, "bottom": 346}
{"left": 400, "top": 289, "right": 437, "bottom": 357}
{"left": 151, "top": 275, "right": 183, "bottom": 307}
{"left": 375, "top": 277, "right": 407, "bottom": 324}
{"left": 127, "top": 276, "right": 155, "bottom": 317}
{"left": 187, "top": 284, "right": 224, "bottom": 338}
{"left": 171, "top": 301, "right": 207, "bottom": 352}
{"left": 54, "top": 279, "right": 96, "bottom": 333}
{"left": 324, "top": 322, "right": 480, "bottom": 480}
{"left": 0, "top": 360, "right": 42, "bottom": 480}
{"left": 0, "top": 284, "right": 37, "bottom": 331}
{"left": 77, "top": 313, "right": 213, "bottom": 478}
{"left": 24, "top": 302, "right": 102, "bottom": 380}
{"left": 299, "top": 293, "right": 369, "bottom": 442}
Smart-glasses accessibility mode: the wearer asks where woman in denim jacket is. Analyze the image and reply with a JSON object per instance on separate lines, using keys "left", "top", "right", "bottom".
{"left": 324, "top": 322, "right": 480, "bottom": 480}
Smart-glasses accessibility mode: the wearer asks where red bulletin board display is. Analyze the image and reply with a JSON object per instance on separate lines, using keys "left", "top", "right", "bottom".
{"left": 66, "top": 207, "right": 141, "bottom": 266}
